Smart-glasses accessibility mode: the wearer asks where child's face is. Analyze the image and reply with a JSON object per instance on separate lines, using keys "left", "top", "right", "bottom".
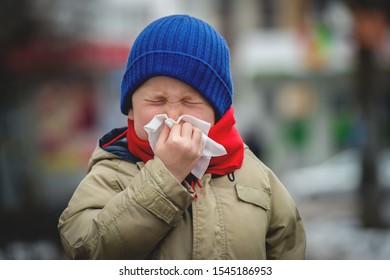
{"left": 128, "top": 76, "right": 216, "bottom": 140}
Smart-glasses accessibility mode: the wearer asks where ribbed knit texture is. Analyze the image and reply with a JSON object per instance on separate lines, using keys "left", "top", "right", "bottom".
{"left": 120, "top": 15, "right": 233, "bottom": 119}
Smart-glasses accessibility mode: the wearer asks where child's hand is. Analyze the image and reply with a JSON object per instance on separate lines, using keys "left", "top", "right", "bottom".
{"left": 154, "top": 122, "right": 203, "bottom": 183}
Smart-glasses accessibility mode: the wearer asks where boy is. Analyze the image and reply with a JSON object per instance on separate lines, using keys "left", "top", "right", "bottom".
{"left": 58, "top": 14, "right": 306, "bottom": 259}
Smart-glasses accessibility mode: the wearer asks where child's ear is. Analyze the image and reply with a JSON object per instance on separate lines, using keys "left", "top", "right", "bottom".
{"left": 128, "top": 109, "right": 134, "bottom": 120}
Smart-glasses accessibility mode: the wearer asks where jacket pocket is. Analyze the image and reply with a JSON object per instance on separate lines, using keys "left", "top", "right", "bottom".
{"left": 235, "top": 184, "right": 271, "bottom": 211}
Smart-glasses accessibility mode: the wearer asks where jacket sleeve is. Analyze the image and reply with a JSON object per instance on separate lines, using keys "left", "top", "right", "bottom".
{"left": 58, "top": 156, "right": 194, "bottom": 259}
{"left": 265, "top": 169, "right": 306, "bottom": 259}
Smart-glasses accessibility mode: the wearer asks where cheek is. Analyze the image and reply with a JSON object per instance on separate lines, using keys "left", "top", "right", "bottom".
{"left": 133, "top": 121, "right": 148, "bottom": 141}
{"left": 184, "top": 107, "right": 215, "bottom": 126}
{"left": 132, "top": 110, "right": 158, "bottom": 141}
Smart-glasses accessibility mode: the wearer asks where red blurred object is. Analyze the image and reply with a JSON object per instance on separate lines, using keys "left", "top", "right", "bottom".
{"left": 353, "top": 9, "right": 388, "bottom": 50}
{"left": 6, "top": 40, "right": 131, "bottom": 72}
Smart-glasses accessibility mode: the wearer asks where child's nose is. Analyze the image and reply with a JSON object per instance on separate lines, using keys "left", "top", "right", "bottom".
{"left": 166, "top": 103, "right": 182, "bottom": 120}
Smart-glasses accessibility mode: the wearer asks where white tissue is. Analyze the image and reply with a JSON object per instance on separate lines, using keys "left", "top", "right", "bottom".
{"left": 144, "top": 114, "right": 227, "bottom": 178}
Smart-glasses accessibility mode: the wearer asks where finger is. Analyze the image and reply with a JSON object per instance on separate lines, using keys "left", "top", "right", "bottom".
{"left": 156, "top": 124, "right": 170, "bottom": 145}
{"left": 192, "top": 127, "right": 203, "bottom": 143}
{"left": 180, "top": 122, "right": 193, "bottom": 138}
{"left": 168, "top": 123, "right": 182, "bottom": 140}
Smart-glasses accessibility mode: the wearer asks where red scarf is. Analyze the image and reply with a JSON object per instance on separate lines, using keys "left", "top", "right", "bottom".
{"left": 126, "top": 107, "right": 244, "bottom": 176}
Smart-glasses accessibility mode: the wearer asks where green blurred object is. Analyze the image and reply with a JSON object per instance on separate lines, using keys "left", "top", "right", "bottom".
{"left": 332, "top": 111, "right": 354, "bottom": 148}
{"left": 283, "top": 119, "right": 309, "bottom": 149}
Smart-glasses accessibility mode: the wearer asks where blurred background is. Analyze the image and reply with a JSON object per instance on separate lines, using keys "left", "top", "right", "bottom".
{"left": 1, "top": 0, "right": 389, "bottom": 259}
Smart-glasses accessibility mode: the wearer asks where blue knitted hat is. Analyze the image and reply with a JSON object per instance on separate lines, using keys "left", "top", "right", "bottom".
{"left": 120, "top": 15, "right": 233, "bottom": 119}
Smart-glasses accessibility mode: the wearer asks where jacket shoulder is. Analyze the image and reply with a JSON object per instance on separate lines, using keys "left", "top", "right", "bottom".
{"left": 234, "top": 146, "right": 273, "bottom": 187}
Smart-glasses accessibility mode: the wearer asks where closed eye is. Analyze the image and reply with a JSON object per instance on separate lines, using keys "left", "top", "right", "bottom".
{"left": 183, "top": 100, "right": 204, "bottom": 105}
{"left": 145, "top": 99, "right": 165, "bottom": 105}
{"left": 184, "top": 102, "right": 201, "bottom": 105}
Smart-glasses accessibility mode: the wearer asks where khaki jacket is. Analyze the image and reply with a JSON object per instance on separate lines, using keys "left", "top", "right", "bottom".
{"left": 58, "top": 138, "right": 306, "bottom": 259}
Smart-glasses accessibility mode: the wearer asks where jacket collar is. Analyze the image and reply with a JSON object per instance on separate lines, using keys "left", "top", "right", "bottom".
{"left": 99, "top": 127, "right": 140, "bottom": 163}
